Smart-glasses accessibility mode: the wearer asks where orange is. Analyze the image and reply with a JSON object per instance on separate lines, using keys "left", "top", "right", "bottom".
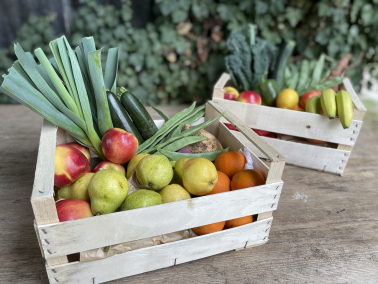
{"left": 214, "top": 151, "right": 246, "bottom": 179}
{"left": 306, "top": 138, "right": 326, "bottom": 145}
{"left": 192, "top": 221, "right": 225, "bottom": 236}
{"left": 225, "top": 216, "right": 253, "bottom": 229}
{"left": 206, "top": 171, "right": 230, "bottom": 195}
{"left": 276, "top": 89, "right": 299, "bottom": 109}
{"left": 293, "top": 104, "right": 304, "bottom": 111}
{"left": 231, "top": 170, "right": 265, "bottom": 190}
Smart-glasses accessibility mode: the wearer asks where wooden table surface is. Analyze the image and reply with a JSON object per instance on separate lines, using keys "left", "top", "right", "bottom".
{"left": 1, "top": 104, "right": 377, "bottom": 283}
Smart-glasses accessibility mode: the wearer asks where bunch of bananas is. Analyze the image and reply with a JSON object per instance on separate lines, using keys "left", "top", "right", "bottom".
{"left": 320, "top": 89, "right": 354, "bottom": 129}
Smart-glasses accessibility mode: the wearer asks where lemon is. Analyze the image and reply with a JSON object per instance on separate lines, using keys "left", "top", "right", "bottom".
{"left": 276, "top": 89, "right": 299, "bottom": 109}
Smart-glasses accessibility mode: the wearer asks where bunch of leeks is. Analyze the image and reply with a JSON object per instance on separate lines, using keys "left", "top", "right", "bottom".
{"left": 0, "top": 36, "right": 119, "bottom": 160}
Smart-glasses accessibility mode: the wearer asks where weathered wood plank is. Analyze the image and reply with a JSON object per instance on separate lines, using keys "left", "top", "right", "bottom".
{"left": 207, "top": 101, "right": 285, "bottom": 164}
{"left": 213, "top": 98, "right": 361, "bottom": 146}
{"left": 37, "top": 182, "right": 282, "bottom": 258}
{"left": 46, "top": 218, "right": 272, "bottom": 283}
{"left": 233, "top": 131, "right": 350, "bottom": 175}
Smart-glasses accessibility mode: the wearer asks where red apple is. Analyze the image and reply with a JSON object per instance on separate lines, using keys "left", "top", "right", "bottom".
{"left": 252, "top": 129, "right": 271, "bottom": 136}
{"left": 266, "top": 132, "right": 277, "bottom": 138}
{"left": 299, "top": 90, "right": 321, "bottom": 109}
{"left": 223, "top": 87, "right": 239, "bottom": 100}
{"left": 237, "top": 91, "right": 261, "bottom": 105}
{"left": 86, "top": 166, "right": 92, "bottom": 173}
{"left": 56, "top": 199, "right": 94, "bottom": 222}
{"left": 54, "top": 145, "right": 89, "bottom": 188}
{"left": 67, "top": 142, "right": 91, "bottom": 163}
{"left": 224, "top": 123, "right": 237, "bottom": 131}
{"left": 102, "top": 128, "right": 138, "bottom": 164}
{"left": 93, "top": 161, "right": 126, "bottom": 176}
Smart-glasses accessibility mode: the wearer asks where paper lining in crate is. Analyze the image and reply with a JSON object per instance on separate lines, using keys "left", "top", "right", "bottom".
{"left": 31, "top": 101, "right": 285, "bottom": 284}
{"left": 213, "top": 73, "right": 367, "bottom": 176}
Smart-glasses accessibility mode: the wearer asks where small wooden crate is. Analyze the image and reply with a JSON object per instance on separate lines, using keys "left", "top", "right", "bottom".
{"left": 213, "top": 73, "right": 367, "bottom": 176}
{"left": 31, "top": 101, "right": 285, "bottom": 284}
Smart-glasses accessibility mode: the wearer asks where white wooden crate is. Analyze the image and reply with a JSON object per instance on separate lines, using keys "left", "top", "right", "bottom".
{"left": 31, "top": 101, "right": 285, "bottom": 284}
{"left": 213, "top": 73, "right": 367, "bottom": 176}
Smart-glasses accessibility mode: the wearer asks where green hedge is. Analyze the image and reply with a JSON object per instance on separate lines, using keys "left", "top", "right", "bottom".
{"left": 1, "top": 0, "right": 377, "bottom": 104}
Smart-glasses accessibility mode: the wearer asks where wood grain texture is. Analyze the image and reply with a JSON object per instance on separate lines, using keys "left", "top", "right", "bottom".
{"left": 1, "top": 105, "right": 378, "bottom": 284}
{"left": 207, "top": 101, "right": 286, "bottom": 164}
{"left": 213, "top": 72, "right": 230, "bottom": 99}
{"left": 213, "top": 75, "right": 366, "bottom": 146}
{"left": 46, "top": 218, "right": 272, "bottom": 283}
{"left": 232, "top": 131, "right": 351, "bottom": 175}
{"left": 213, "top": 98, "right": 361, "bottom": 146}
{"left": 38, "top": 182, "right": 282, "bottom": 259}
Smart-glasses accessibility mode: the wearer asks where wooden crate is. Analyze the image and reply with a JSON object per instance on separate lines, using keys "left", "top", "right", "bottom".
{"left": 31, "top": 101, "right": 285, "bottom": 284}
{"left": 213, "top": 73, "right": 367, "bottom": 176}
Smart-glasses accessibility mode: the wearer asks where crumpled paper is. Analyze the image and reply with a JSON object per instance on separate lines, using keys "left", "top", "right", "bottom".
{"left": 80, "top": 171, "right": 195, "bottom": 262}
{"left": 238, "top": 146, "right": 254, "bottom": 170}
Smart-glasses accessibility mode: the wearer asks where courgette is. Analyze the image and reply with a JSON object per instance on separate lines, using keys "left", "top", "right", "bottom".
{"left": 107, "top": 91, "right": 144, "bottom": 144}
{"left": 272, "top": 40, "right": 296, "bottom": 90}
{"left": 120, "top": 91, "right": 158, "bottom": 140}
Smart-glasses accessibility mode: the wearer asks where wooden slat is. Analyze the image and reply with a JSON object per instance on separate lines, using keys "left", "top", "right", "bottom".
{"left": 213, "top": 98, "right": 361, "bottom": 146}
{"left": 213, "top": 72, "right": 231, "bottom": 99}
{"left": 46, "top": 218, "right": 272, "bottom": 284}
{"left": 37, "top": 182, "right": 282, "bottom": 258}
{"left": 233, "top": 132, "right": 350, "bottom": 176}
{"left": 31, "top": 120, "right": 58, "bottom": 200}
{"left": 31, "top": 119, "right": 68, "bottom": 266}
{"left": 207, "top": 101, "right": 286, "bottom": 164}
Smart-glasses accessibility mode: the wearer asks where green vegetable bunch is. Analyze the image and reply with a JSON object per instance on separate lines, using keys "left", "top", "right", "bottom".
{"left": 0, "top": 36, "right": 120, "bottom": 159}
{"left": 225, "top": 24, "right": 278, "bottom": 91}
{"left": 284, "top": 54, "right": 344, "bottom": 96}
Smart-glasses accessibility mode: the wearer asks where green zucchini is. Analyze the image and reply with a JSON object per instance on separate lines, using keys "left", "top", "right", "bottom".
{"left": 120, "top": 91, "right": 158, "bottom": 140}
{"left": 107, "top": 91, "right": 144, "bottom": 144}
{"left": 272, "top": 40, "right": 296, "bottom": 90}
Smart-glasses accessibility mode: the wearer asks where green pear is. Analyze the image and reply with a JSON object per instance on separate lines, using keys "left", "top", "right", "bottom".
{"left": 88, "top": 169, "right": 129, "bottom": 215}
{"left": 182, "top": 157, "right": 218, "bottom": 195}
{"left": 122, "top": 189, "right": 162, "bottom": 210}
{"left": 170, "top": 168, "right": 183, "bottom": 186}
{"left": 175, "top": 158, "right": 190, "bottom": 179}
{"left": 126, "top": 153, "right": 149, "bottom": 179}
{"left": 58, "top": 173, "right": 94, "bottom": 201}
{"left": 160, "top": 184, "right": 191, "bottom": 203}
{"left": 136, "top": 154, "right": 173, "bottom": 191}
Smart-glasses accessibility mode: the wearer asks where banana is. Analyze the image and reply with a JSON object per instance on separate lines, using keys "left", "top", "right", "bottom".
{"left": 336, "top": 90, "right": 353, "bottom": 129}
{"left": 305, "top": 95, "right": 322, "bottom": 114}
{"left": 320, "top": 89, "right": 337, "bottom": 119}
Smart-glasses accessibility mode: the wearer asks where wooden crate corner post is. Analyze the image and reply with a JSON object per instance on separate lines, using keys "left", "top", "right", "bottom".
{"left": 31, "top": 120, "right": 68, "bottom": 267}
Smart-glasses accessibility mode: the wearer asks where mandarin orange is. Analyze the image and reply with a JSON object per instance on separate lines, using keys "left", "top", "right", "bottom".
{"left": 214, "top": 151, "right": 246, "bottom": 179}
{"left": 231, "top": 169, "right": 265, "bottom": 190}
{"left": 206, "top": 171, "right": 230, "bottom": 195}
{"left": 192, "top": 221, "right": 226, "bottom": 236}
{"left": 225, "top": 216, "right": 253, "bottom": 229}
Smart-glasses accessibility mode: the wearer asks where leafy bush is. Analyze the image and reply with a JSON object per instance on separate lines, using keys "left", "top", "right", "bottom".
{"left": 1, "top": 0, "right": 377, "bottom": 104}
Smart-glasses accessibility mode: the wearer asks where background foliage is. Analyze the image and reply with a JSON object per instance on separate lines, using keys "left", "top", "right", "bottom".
{"left": 1, "top": 0, "right": 377, "bottom": 104}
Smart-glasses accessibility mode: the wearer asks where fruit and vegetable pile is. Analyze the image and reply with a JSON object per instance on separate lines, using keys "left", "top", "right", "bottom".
{"left": 54, "top": 138, "right": 265, "bottom": 236}
{"left": 223, "top": 25, "right": 356, "bottom": 144}
{"left": 0, "top": 35, "right": 266, "bottom": 240}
